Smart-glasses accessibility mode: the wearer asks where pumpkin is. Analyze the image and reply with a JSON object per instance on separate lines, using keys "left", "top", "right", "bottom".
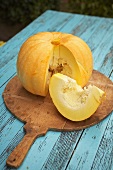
{"left": 49, "top": 73, "right": 105, "bottom": 121}
{"left": 17, "top": 32, "right": 93, "bottom": 96}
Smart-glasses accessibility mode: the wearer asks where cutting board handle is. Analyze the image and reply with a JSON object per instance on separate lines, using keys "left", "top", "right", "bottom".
{"left": 6, "top": 125, "right": 38, "bottom": 168}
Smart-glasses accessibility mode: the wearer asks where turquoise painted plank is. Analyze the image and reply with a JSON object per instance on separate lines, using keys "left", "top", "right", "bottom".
{"left": 0, "top": 114, "right": 23, "bottom": 154}
{"left": 61, "top": 14, "right": 103, "bottom": 39}
{"left": 86, "top": 68, "right": 113, "bottom": 170}
{"left": 0, "top": 127, "right": 24, "bottom": 170}
{"left": 59, "top": 14, "right": 84, "bottom": 34}
{"left": 91, "top": 113, "right": 113, "bottom": 170}
{"left": 98, "top": 47, "right": 113, "bottom": 76}
{"left": 71, "top": 16, "right": 104, "bottom": 39}
{"left": 0, "top": 62, "right": 16, "bottom": 88}
{"left": 0, "top": 104, "right": 13, "bottom": 129}
{"left": 86, "top": 18, "right": 113, "bottom": 52}
{"left": 17, "top": 131, "right": 64, "bottom": 170}
{"left": 78, "top": 16, "right": 104, "bottom": 41}
{"left": 0, "top": 73, "right": 16, "bottom": 105}
{"left": 67, "top": 116, "right": 111, "bottom": 170}
{"left": 93, "top": 22, "right": 113, "bottom": 71}
{"left": 41, "top": 131, "right": 82, "bottom": 170}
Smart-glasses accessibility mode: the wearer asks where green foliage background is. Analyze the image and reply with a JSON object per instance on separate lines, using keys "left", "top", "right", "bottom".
{"left": 0, "top": 0, "right": 113, "bottom": 26}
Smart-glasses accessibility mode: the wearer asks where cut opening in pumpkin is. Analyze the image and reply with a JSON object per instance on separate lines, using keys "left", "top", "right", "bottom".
{"left": 46, "top": 45, "right": 80, "bottom": 91}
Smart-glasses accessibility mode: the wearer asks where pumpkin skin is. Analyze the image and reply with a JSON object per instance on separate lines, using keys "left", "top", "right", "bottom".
{"left": 17, "top": 32, "right": 93, "bottom": 96}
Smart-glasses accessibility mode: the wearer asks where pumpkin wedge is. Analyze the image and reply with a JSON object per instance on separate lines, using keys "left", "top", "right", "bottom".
{"left": 49, "top": 73, "right": 105, "bottom": 121}
{"left": 17, "top": 32, "right": 93, "bottom": 96}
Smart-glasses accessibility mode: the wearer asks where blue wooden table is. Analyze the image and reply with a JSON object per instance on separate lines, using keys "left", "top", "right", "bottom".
{"left": 0, "top": 10, "right": 113, "bottom": 170}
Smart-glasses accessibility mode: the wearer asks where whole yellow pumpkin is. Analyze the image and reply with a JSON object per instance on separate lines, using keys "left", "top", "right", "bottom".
{"left": 17, "top": 32, "right": 93, "bottom": 96}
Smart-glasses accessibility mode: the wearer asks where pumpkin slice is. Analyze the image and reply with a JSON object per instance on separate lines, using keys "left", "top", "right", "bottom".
{"left": 49, "top": 73, "right": 105, "bottom": 121}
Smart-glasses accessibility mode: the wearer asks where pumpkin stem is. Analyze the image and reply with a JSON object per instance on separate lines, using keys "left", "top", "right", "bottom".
{"left": 51, "top": 38, "right": 60, "bottom": 45}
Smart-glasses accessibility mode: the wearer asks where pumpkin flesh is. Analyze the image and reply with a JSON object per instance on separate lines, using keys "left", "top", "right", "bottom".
{"left": 49, "top": 73, "right": 105, "bottom": 121}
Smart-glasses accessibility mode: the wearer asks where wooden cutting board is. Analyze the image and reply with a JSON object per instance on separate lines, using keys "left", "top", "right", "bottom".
{"left": 3, "top": 70, "right": 113, "bottom": 168}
